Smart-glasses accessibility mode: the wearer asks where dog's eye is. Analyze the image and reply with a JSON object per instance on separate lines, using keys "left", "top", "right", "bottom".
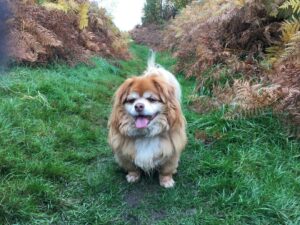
{"left": 126, "top": 98, "right": 136, "bottom": 104}
{"left": 147, "top": 97, "right": 157, "bottom": 103}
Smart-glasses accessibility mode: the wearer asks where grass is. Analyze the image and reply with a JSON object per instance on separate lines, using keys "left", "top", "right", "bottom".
{"left": 0, "top": 43, "right": 299, "bottom": 224}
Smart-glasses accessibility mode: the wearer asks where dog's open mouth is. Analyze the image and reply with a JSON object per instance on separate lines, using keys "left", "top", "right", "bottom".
{"left": 135, "top": 114, "right": 157, "bottom": 129}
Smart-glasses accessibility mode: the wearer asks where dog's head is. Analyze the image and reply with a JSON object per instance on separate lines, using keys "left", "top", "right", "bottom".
{"left": 109, "top": 75, "right": 182, "bottom": 136}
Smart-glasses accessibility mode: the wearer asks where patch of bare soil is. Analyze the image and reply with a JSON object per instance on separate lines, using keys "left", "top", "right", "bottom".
{"left": 124, "top": 187, "right": 145, "bottom": 208}
{"left": 123, "top": 173, "right": 166, "bottom": 223}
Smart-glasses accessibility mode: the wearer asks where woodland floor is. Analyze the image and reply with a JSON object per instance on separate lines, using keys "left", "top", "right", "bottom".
{"left": 0, "top": 44, "right": 300, "bottom": 224}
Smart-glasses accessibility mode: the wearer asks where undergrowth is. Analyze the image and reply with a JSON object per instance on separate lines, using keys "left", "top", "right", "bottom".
{"left": 7, "top": 0, "right": 129, "bottom": 64}
{"left": 0, "top": 44, "right": 299, "bottom": 224}
{"left": 133, "top": 0, "right": 300, "bottom": 135}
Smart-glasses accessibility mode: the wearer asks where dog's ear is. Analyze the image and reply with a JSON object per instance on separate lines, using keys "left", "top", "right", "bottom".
{"left": 150, "top": 76, "right": 173, "bottom": 102}
{"left": 115, "top": 78, "right": 134, "bottom": 105}
{"left": 108, "top": 78, "right": 133, "bottom": 129}
{"left": 152, "top": 77, "right": 183, "bottom": 127}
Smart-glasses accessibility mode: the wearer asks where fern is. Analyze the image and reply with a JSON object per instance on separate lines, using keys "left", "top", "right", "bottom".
{"left": 41, "top": 0, "right": 89, "bottom": 30}
{"left": 42, "top": 0, "right": 69, "bottom": 13}
{"left": 282, "top": 31, "right": 300, "bottom": 61}
{"left": 9, "top": 0, "right": 129, "bottom": 64}
{"left": 42, "top": 0, "right": 81, "bottom": 13}
{"left": 235, "top": 0, "right": 246, "bottom": 7}
{"left": 78, "top": 2, "right": 89, "bottom": 30}
{"left": 281, "top": 16, "right": 300, "bottom": 43}
{"left": 23, "top": 19, "right": 62, "bottom": 47}
{"left": 267, "top": 16, "right": 300, "bottom": 64}
{"left": 224, "top": 80, "right": 285, "bottom": 120}
{"left": 67, "top": 0, "right": 80, "bottom": 11}
{"left": 266, "top": 46, "right": 284, "bottom": 64}
{"left": 279, "top": 0, "right": 300, "bottom": 14}
{"left": 11, "top": 30, "right": 46, "bottom": 62}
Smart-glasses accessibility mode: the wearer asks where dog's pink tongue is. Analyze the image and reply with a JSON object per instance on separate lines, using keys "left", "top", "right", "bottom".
{"left": 135, "top": 117, "right": 149, "bottom": 129}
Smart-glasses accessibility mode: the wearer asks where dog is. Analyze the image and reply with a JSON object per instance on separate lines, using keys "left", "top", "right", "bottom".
{"left": 108, "top": 51, "right": 187, "bottom": 188}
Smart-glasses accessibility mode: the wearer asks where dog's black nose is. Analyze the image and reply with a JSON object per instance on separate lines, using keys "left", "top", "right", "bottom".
{"left": 135, "top": 103, "right": 144, "bottom": 112}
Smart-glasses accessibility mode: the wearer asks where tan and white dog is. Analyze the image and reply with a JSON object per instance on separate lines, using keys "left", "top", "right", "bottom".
{"left": 108, "top": 52, "right": 187, "bottom": 188}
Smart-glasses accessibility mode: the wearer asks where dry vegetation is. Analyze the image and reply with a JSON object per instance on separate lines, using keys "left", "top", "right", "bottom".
{"left": 132, "top": 0, "right": 300, "bottom": 136}
{"left": 7, "top": 0, "right": 129, "bottom": 65}
{"left": 130, "top": 24, "right": 164, "bottom": 51}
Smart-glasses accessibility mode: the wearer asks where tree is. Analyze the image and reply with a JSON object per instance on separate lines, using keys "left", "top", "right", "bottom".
{"left": 142, "top": 0, "right": 192, "bottom": 24}
{"left": 142, "top": 0, "right": 163, "bottom": 24}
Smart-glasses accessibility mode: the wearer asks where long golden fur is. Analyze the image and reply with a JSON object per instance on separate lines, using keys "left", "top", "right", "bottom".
{"left": 108, "top": 68, "right": 187, "bottom": 188}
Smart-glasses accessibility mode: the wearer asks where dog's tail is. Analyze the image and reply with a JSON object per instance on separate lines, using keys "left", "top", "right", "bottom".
{"left": 147, "top": 49, "right": 157, "bottom": 70}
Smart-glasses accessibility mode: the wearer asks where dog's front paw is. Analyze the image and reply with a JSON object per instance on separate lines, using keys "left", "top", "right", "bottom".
{"left": 159, "top": 175, "right": 175, "bottom": 188}
{"left": 126, "top": 171, "right": 140, "bottom": 183}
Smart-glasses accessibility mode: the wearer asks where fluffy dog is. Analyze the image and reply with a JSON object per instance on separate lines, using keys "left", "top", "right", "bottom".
{"left": 108, "top": 52, "right": 187, "bottom": 188}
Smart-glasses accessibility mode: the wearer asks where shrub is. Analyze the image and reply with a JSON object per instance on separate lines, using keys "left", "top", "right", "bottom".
{"left": 161, "top": 0, "right": 299, "bottom": 136}
{"left": 7, "top": 0, "right": 129, "bottom": 65}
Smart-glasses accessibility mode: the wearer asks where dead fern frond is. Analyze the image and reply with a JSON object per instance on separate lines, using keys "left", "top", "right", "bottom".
{"left": 23, "top": 19, "right": 62, "bottom": 47}
{"left": 276, "top": 89, "right": 300, "bottom": 137}
{"left": 8, "top": 30, "right": 45, "bottom": 62}
{"left": 188, "top": 95, "right": 220, "bottom": 114}
{"left": 224, "top": 80, "right": 286, "bottom": 119}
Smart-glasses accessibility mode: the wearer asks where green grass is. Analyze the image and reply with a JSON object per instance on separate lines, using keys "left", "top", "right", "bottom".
{"left": 0, "top": 44, "right": 299, "bottom": 224}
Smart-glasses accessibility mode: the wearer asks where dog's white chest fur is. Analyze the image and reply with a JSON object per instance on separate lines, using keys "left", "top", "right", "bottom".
{"left": 134, "top": 137, "right": 162, "bottom": 171}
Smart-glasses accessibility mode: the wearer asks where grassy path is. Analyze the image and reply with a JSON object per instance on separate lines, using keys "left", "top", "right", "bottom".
{"left": 0, "top": 44, "right": 299, "bottom": 224}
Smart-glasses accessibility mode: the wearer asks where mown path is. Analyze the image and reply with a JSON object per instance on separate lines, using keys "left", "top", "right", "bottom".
{"left": 0, "top": 44, "right": 299, "bottom": 224}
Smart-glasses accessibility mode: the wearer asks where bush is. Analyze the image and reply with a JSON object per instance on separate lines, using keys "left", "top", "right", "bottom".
{"left": 7, "top": 0, "right": 130, "bottom": 65}
{"left": 161, "top": 0, "right": 300, "bottom": 136}
{"left": 130, "top": 24, "right": 164, "bottom": 50}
